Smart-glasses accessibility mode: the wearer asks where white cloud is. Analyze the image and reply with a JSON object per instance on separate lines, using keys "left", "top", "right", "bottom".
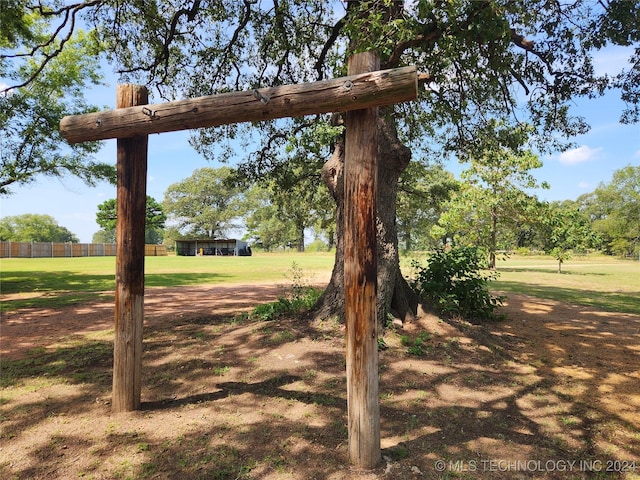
{"left": 578, "top": 181, "right": 592, "bottom": 189}
{"left": 593, "top": 46, "right": 634, "bottom": 77}
{"left": 634, "top": 150, "right": 640, "bottom": 159}
{"left": 558, "top": 145, "right": 603, "bottom": 165}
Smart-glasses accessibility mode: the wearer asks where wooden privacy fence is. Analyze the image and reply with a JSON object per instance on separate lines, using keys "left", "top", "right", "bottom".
{"left": 0, "top": 241, "right": 167, "bottom": 258}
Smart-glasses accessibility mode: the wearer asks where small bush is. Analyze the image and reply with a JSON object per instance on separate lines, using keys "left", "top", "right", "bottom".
{"left": 305, "top": 239, "right": 329, "bottom": 252}
{"left": 252, "top": 297, "right": 293, "bottom": 321}
{"left": 410, "top": 246, "right": 504, "bottom": 322}
{"left": 251, "top": 262, "right": 323, "bottom": 321}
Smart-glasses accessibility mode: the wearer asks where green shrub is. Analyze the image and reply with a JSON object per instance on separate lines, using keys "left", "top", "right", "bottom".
{"left": 252, "top": 297, "right": 293, "bottom": 321}
{"left": 410, "top": 246, "right": 504, "bottom": 322}
{"left": 305, "top": 239, "right": 329, "bottom": 252}
{"left": 399, "top": 331, "right": 432, "bottom": 356}
{"left": 251, "top": 262, "right": 323, "bottom": 321}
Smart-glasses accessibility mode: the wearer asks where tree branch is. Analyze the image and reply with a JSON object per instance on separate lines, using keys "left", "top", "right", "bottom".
{"left": 510, "top": 28, "right": 535, "bottom": 51}
{"left": 2, "top": 1, "right": 102, "bottom": 93}
{"left": 383, "top": 30, "right": 440, "bottom": 70}
{"left": 314, "top": 16, "right": 347, "bottom": 80}
{"left": 158, "top": 0, "right": 202, "bottom": 83}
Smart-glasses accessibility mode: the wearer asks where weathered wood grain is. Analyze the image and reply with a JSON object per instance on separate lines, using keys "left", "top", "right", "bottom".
{"left": 343, "top": 51, "right": 381, "bottom": 470}
{"left": 112, "top": 84, "right": 148, "bottom": 413}
{"left": 60, "top": 67, "right": 417, "bottom": 143}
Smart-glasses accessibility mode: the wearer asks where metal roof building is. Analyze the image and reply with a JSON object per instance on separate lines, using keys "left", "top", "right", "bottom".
{"left": 175, "top": 239, "right": 252, "bottom": 256}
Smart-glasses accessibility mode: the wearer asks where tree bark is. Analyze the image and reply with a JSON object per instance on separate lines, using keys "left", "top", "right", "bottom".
{"left": 315, "top": 112, "right": 419, "bottom": 327}
{"left": 297, "top": 225, "right": 305, "bottom": 252}
{"left": 489, "top": 205, "right": 497, "bottom": 269}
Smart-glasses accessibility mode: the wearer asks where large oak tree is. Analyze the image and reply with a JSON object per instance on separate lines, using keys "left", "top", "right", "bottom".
{"left": 7, "top": 0, "right": 639, "bottom": 325}
{"left": 163, "top": 166, "right": 242, "bottom": 239}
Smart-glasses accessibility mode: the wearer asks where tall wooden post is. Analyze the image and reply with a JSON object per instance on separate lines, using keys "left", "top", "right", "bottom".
{"left": 112, "top": 84, "right": 148, "bottom": 413}
{"left": 344, "top": 51, "right": 381, "bottom": 469}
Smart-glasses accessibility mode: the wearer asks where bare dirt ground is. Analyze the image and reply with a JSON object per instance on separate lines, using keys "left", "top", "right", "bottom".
{"left": 1, "top": 284, "right": 639, "bottom": 479}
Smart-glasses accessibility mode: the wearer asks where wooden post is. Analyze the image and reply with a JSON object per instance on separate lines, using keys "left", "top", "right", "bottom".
{"left": 344, "top": 51, "right": 381, "bottom": 469}
{"left": 112, "top": 84, "right": 148, "bottom": 413}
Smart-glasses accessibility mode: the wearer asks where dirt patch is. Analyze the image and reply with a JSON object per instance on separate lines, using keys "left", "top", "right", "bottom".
{"left": 1, "top": 286, "right": 639, "bottom": 479}
{"left": 1, "top": 283, "right": 300, "bottom": 361}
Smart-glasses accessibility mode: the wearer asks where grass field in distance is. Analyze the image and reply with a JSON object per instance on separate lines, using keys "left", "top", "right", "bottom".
{"left": 1, "top": 251, "right": 638, "bottom": 314}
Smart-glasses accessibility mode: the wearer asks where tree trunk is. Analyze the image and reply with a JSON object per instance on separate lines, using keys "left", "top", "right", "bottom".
{"left": 489, "top": 204, "right": 497, "bottom": 269}
{"left": 404, "top": 232, "right": 413, "bottom": 252}
{"left": 297, "top": 225, "right": 305, "bottom": 252}
{"left": 326, "top": 228, "right": 335, "bottom": 251}
{"left": 315, "top": 112, "right": 419, "bottom": 327}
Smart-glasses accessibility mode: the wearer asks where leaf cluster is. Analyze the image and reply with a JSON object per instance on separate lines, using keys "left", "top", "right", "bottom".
{"left": 410, "top": 246, "right": 504, "bottom": 322}
{"left": 0, "top": 213, "right": 78, "bottom": 242}
{"left": 1, "top": 10, "right": 113, "bottom": 194}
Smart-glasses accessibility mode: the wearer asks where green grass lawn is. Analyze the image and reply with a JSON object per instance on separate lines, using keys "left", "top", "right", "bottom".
{"left": 2, "top": 251, "right": 638, "bottom": 315}
{"left": 0, "top": 252, "right": 335, "bottom": 311}
{"left": 492, "top": 254, "right": 640, "bottom": 314}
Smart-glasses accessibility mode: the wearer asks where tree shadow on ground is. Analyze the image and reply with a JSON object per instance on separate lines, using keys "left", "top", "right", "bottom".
{"left": 2, "top": 293, "right": 639, "bottom": 479}
{"left": 493, "top": 281, "right": 640, "bottom": 314}
{"left": 497, "top": 267, "right": 609, "bottom": 276}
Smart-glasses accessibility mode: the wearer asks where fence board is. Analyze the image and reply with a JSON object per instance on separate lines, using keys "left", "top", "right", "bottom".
{"left": 0, "top": 242, "right": 166, "bottom": 258}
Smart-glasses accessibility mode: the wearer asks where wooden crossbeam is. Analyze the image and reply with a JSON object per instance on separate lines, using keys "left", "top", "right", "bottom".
{"left": 59, "top": 66, "right": 417, "bottom": 144}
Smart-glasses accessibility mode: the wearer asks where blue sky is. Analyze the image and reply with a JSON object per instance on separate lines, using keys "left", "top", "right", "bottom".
{"left": 1, "top": 48, "right": 639, "bottom": 243}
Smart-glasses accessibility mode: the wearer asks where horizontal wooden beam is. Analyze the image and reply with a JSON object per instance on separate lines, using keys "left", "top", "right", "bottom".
{"left": 60, "top": 66, "right": 417, "bottom": 143}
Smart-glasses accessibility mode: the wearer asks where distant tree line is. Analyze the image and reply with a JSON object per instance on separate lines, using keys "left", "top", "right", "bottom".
{"left": 2, "top": 164, "right": 637, "bottom": 261}
{"left": 0, "top": 214, "right": 78, "bottom": 243}
{"left": 107, "top": 163, "right": 640, "bottom": 260}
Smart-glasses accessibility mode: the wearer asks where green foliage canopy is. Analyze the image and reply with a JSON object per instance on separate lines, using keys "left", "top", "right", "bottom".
{"left": 241, "top": 183, "right": 298, "bottom": 252}
{"left": 579, "top": 165, "right": 640, "bottom": 257}
{"left": 83, "top": 1, "right": 640, "bottom": 168}
{"left": 397, "top": 162, "right": 459, "bottom": 251}
{"left": 163, "top": 167, "right": 241, "bottom": 239}
{"left": 0, "top": 213, "right": 78, "bottom": 242}
{"left": 1, "top": 6, "right": 115, "bottom": 195}
{"left": 94, "top": 196, "right": 166, "bottom": 244}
